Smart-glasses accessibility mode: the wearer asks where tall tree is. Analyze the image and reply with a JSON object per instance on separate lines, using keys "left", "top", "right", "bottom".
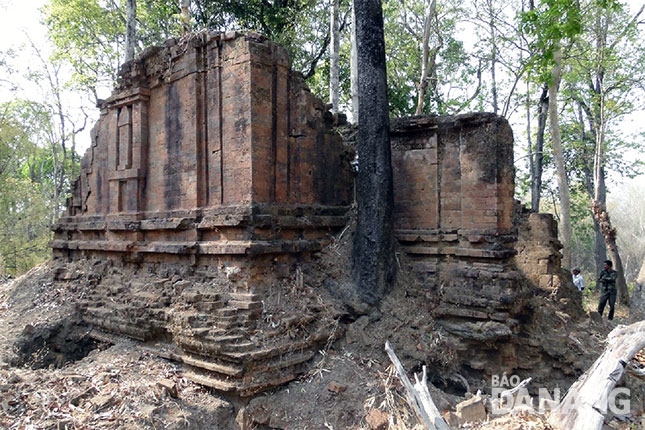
{"left": 548, "top": 45, "right": 573, "bottom": 269}
{"left": 469, "top": 0, "right": 529, "bottom": 118}
{"left": 414, "top": 0, "right": 437, "bottom": 115}
{"left": 485, "top": 0, "right": 499, "bottom": 114}
{"left": 353, "top": 0, "right": 395, "bottom": 303}
{"left": 384, "top": 0, "right": 482, "bottom": 116}
{"left": 329, "top": 0, "right": 340, "bottom": 114}
{"left": 125, "top": 0, "right": 137, "bottom": 62}
{"left": 565, "top": 2, "right": 645, "bottom": 303}
{"left": 27, "top": 39, "right": 87, "bottom": 220}
{"left": 522, "top": 0, "right": 586, "bottom": 269}
{"left": 0, "top": 97, "right": 81, "bottom": 275}
{"left": 531, "top": 85, "right": 548, "bottom": 210}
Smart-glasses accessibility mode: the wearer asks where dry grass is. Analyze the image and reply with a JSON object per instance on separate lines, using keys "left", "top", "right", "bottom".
{"left": 362, "top": 364, "right": 424, "bottom": 430}
{"left": 582, "top": 289, "right": 630, "bottom": 321}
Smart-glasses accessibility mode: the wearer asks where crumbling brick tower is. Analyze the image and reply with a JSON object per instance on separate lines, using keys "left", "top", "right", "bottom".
{"left": 52, "top": 32, "right": 354, "bottom": 395}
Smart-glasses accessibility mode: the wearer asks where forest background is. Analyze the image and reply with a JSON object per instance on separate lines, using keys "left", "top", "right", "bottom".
{"left": 0, "top": 0, "right": 643, "bottom": 291}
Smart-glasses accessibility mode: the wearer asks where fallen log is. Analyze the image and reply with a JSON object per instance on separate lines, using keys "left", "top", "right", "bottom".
{"left": 385, "top": 340, "right": 449, "bottom": 430}
{"left": 548, "top": 321, "right": 645, "bottom": 430}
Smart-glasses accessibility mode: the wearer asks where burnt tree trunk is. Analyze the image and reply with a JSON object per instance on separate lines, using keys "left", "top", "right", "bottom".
{"left": 350, "top": 0, "right": 359, "bottom": 120}
{"left": 352, "top": 0, "right": 395, "bottom": 304}
{"left": 329, "top": 0, "right": 340, "bottom": 114}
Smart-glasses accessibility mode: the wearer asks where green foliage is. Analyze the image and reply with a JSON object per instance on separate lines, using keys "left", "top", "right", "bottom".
{"left": 181, "top": 0, "right": 329, "bottom": 75}
{"left": 521, "top": 0, "right": 584, "bottom": 84}
{"left": 0, "top": 177, "right": 53, "bottom": 275}
{"left": 42, "top": 0, "right": 489, "bottom": 116}
{"left": 44, "top": 0, "right": 127, "bottom": 96}
{"left": 43, "top": 0, "right": 331, "bottom": 100}
{"left": 0, "top": 100, "right": 79, "bottom": 276}
{"left": 383, "top": 0, "right": 480, "bottom": 116}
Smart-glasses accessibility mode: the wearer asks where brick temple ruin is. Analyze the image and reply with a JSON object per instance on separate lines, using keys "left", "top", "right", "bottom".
{"left": 52, "top": 32, "right": 574, "bottom": 395}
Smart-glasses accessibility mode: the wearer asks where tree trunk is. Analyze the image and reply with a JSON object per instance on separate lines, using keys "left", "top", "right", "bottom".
{"left": 548, "top": 321, "right": 645, "bottom": 430}
{"left": 526, "top": 81, "right": 533, "bottom": 205}
{"left": 125, "top": 0, "right": 136, "bottom": 62}
{"left": 588, "top": 22, "right": 629, "bottom": 304}
{"left": 548, "top": 47, "right": 572, "bottom": 269}
{"left": 593, "top": 219, "right": 608, "bottom": 275}
{"left": 414, "top": 0, "right": 437, "bottom": 115}
{"left": 531, "top": 85, "right": 548, "bottom": 211}
{"left": 180, "top": 0, "right": 191, "bottom": 33}
{"left": 329, "top": 0, "right": 340, "bottom": 114}
{"left": 350, "top": 0, "right": 359, "bottom": 122}
{"left": 352, "top": 0, "right": 395, "bottom": 304}
{"left": 579, "top": 105, "right": 608, "bottom": 276}
{"left": 590, "top": 167, "right": 608, "bottom": 276}
{"left": 488, "top": 0, "right": 498, "bottom": 115}
{"left": 592, "top": 202, "right": 630, "bottom": 305}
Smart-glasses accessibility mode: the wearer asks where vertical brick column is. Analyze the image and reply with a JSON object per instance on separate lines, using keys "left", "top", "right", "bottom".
{"left": 392, "top": 132, "right": 439, "bottom": 231}
{"left": 206, "top": 36, "right": 253, "bottom": 206}
{"left": 107, "top": 89, "right": 150, "bottom": 214}
{"left": 439, "top": 131, "right": 462, "bottom": 229}
{"left": 248, "top": 40, "right": 291, "bottom": 204}
{"left": 459, "top": 119, "right": 514, "bottom": 231}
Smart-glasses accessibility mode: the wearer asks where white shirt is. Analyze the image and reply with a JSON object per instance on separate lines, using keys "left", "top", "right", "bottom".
{"left": 573, "top": 273, "right": 585, "bottom": 292}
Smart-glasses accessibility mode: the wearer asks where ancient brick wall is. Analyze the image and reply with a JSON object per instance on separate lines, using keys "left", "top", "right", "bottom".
{"left": 390, "top": 115, "right": 528, "bottom": 357}
{"left": 51, "top": 32, "right": 354, "bottom": 396}
{"left": 391, "top": 114, "right": 518, "bottom": 292}
{"left": 54, "top": 32, "right": 353, "bottom": 262}
{"left": 392, "top": 114, "right": 515, "bottom": 247}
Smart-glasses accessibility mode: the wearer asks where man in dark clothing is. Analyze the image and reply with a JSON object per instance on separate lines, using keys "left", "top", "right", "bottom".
{"left": 597, "top": 259, "right": 618, "bottom": 320}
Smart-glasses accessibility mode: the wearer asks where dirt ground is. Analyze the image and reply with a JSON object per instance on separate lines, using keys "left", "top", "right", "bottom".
{"left": 1, "top": 243, "right": 644, "bottom": 429}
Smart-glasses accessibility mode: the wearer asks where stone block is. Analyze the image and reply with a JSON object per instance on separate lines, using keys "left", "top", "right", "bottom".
{"left": 456, "top": 395, "right": 487, "bottom": 424}
{"left": 589, "top": 311, "right": 603, "bottom": 325}
{"left": 365, "top": 409, "right": 389, "bottom": 430}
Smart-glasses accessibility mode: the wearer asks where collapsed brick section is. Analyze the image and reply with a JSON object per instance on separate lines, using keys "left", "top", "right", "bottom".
{"left": 391, "top": 115, "right": 523, "bottom": 342}
{"left": 51, "top": 32, "right": 353, "bottom": 395}
{"left": 390, "top": 115, "right": 580, "bottom": 377}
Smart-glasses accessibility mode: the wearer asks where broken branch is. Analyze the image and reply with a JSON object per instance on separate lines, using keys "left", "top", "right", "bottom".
{"left": 385, "top": 340, "right": 449, "bottom": 430}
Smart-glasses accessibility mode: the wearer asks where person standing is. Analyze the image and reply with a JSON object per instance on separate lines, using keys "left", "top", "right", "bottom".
{"left": 572, "top": 268, "right": 585, "bottom": 292}
{"left": 597, "top": 260, "right": 618, "bottom": 320}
